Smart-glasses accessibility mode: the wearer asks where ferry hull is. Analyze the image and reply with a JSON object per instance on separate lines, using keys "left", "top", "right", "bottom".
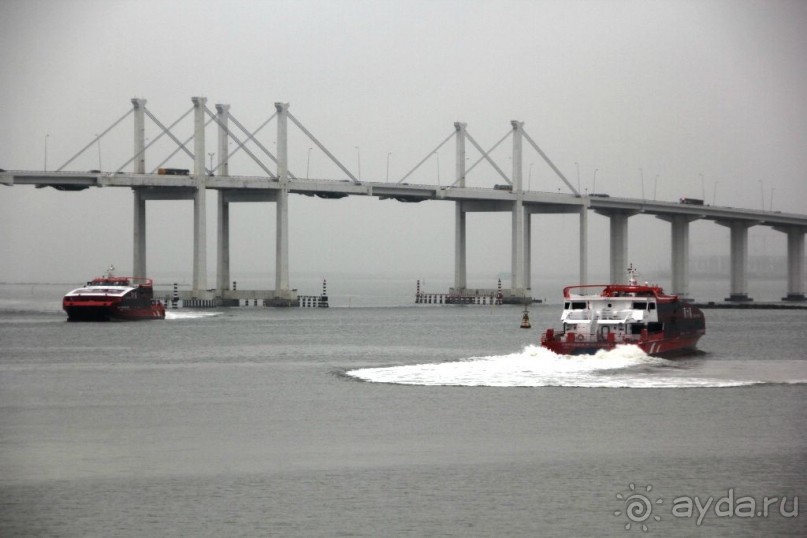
{"left": 541, "top": 332, "right": 704, "bottom": 358}
{"left": 539, "top": 268, "right": 705, "bottom": 358}
{"left": 64, "top": 303, "right": 165, "bottom": 321}
{"left": 63, "top": 274, "right": 165, "bottom": 321}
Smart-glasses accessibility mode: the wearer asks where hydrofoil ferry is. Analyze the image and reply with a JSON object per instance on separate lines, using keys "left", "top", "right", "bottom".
{"left": 63, "top": 267, "right": 165, "bottom": 321}
{"left": 540, "top": 265, "right": 705, "bottom": 357}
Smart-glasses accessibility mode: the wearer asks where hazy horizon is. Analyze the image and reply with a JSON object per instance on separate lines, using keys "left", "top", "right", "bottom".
{"left": 2, "top": 0, "right": 805, "bottom": 290}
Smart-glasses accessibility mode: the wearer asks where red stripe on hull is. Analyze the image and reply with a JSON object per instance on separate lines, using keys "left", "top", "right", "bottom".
{"left": 541, "top": 332, "right": 703, "bottom": 358}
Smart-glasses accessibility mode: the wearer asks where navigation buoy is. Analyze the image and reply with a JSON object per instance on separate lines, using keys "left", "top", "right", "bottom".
{"left": 520, "top": 306, "right": 531, "bottom": 329}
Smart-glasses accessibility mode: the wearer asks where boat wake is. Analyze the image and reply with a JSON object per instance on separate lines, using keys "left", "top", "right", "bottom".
{"left": 165, "top": 311, "right": 220, "bottom": 320}
{"left": 346, "top": 345, "right": 806, "bottom": 388}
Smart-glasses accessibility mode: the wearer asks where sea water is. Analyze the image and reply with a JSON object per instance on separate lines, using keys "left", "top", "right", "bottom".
{"left": 0, "top": 282, "right": 805, "bottom": 537}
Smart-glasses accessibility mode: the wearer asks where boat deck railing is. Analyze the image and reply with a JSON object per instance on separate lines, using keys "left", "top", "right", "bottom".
{"left": 565, "top": 309, "right": 638, "bottom": 322}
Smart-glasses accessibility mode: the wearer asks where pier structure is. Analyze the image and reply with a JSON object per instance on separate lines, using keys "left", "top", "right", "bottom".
{"left": 447, "top": 120, "right": 583, "bottom": 304}
{"left": 416, "top": 279, "right": 504, "bottom": 305}
{"left": 591, "top": 210, "right": 636, "bottom": 286}
{"left": 656, "top": 214, "right": 698, "bottom": 298}
{"left": 2, "top": 97, "right": 806, "bottom": 305}
{"left": 717, "top": 220, "right": 754, "bottom": 302}
{"left": 590, "top": 202, "right": 806, "bottom": 303}
{"left": 778, "top": 226, "right": 806, "bottom": 301}
{"left": 298, "top": 280, "right": 329, "bottom": 308}
{"left": 214, "top": 102, "right": 297, "bottom": 306}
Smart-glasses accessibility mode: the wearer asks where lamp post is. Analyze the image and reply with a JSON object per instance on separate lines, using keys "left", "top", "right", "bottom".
{"left": 208, "top": 152, "right": 215, "bottom": 174}
{"left": 575, "top": 161, "right": 580, "bottom": 192}
{"left": 712, "top": 181, "right": 719, "bottom": 205}
{"left": 44, "top": 134, "right": 49, "bottom": 171}
{"left": 307, "top": 147, "right": 312, "bottom": 179}
{"left": 639, "top": 168, "right": 645, "bottom": 201}
{"left": 435, "top": 152, "right": 440, "bottom": 185}
{"left": 758, "top": 180, "right": 765, "bottom": 211}
{"left": 386, "top": 152, "right": 391, "bottom": 182}
{"left": 355, "top": 146, "right": 361, "bottom": 180}
{"left": 528, "top": 162, "right": 534, "bottom": 191}
{"left": 700, "top": 173, "right": 705, "bottom": 201}
{"left": 592, "top": 168, "right": 599, "bottom": 193}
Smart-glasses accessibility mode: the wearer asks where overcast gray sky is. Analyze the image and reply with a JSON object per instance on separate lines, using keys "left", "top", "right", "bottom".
{"left": 1, "top": 0, "right": 806, "bottom": 291}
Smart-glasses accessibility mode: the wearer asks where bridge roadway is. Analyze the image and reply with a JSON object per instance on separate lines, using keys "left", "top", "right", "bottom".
{"left": 6, "top": 168, "right": 807, "bottom": 228}
{"left": 5, "top": 168, "right": 807, "bottom": 226}
{"left": 3, "top": 97, "right": 806, "bottom": 304}
{"left": 3, "top": 168, "right": 807, "bottom": 304}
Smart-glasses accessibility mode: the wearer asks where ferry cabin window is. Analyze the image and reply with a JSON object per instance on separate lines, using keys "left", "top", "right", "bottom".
{"left": 571, "top": 301, "right": 586, "bottom": 310}
{"left": 632, "top": 301, "right": 647, "bottom": 310}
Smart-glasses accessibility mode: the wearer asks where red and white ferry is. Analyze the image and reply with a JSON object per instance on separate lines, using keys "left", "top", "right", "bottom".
{"left": 63, "top": 267, "right": 165, "bottom": 321}
{"left": 540, "top": 265, "right": 705, "bottom": 357}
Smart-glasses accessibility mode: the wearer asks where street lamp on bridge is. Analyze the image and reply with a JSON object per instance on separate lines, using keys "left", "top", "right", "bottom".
{"left": 639, "top": 168, "right": 645, "bottom": 201}
{"left": 759, "top": 179, "right": 765, "bottom": 211}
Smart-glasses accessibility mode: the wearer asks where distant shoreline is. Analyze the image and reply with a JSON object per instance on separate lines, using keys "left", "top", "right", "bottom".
{"left": 694, "top": 301, "right": 807, "bottom": 310}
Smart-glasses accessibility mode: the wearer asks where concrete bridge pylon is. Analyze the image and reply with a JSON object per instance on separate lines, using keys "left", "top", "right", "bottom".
{"left": 5, "top": 96, "right": 806, "bottom": 306}
{"left": 192, "top": 97, "right": 208, "bottom": 297}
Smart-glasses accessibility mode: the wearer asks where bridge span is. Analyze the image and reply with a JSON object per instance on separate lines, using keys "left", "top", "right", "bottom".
{"left": 2, "top": 97, "right": 806, "bottom": 305}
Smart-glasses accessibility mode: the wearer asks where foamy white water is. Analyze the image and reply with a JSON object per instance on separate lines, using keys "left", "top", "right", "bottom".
{"left": 346, "top": 345, "right": 800, "bottom": 388}
{"left": 165, "top": 311, "right": 220, "bottom": 320}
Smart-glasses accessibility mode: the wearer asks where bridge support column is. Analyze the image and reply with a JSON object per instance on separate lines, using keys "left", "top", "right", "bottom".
{"left": 579, "top": 204, "right": 588, "bottom": 285}
{"left": 191, "top": 96, "right": 208, "bottom": 296}
{"left": 774, "top": 226, "right": 806, "bottom": 301}
{"left": 718, "top": 220, "right": 753, "bottom": 302}
{"left": 593, "top": 210, "right": 637, "bottom": 283}
{"left": 455, "top": 205, "right": 466, "bottom": 290}
{"left": 274, "top": 102, "right": 291, "bottom": 300}
{"left": 511, "top": 195, "right": 525, "bottom": 292}
{"left": 524, "top": 211, "right": 531, "bottom": 292}
{"left": 454, "top": 122, "right": 467, "bottom": 291}
{"left": 610, "top": 214, "right": 629, "bottom": 283}
{"left": 217, "top": 196, "right": 230, "bottom": 293}
{"left": 216, "top": 104, "right": 231, "bottom": 295}
{"left": 133, "top": 190, "right": 146, "bottom": 278}
{"left": 510, "top": 121, "right": 528, "bottom": 298}
{"left": 658, "top": 214, "right": 698, "bottom": 299}
{"left": 132, "top": 98, "right": 147, "bottom": 279}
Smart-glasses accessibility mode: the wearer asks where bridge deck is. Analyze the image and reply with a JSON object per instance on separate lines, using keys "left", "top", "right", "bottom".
{"left": 3, "top": 170, "right": 806, "bottom": 227}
